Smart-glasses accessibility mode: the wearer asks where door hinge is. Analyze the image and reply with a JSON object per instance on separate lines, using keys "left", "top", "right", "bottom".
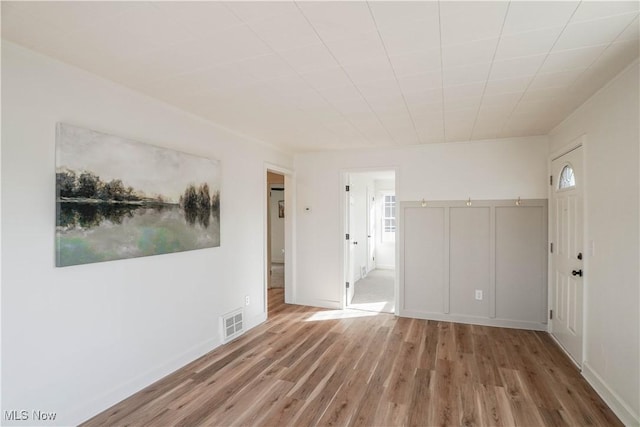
{"left": 345, "top": 233, "right": 350, "bottom": 240}
{"left": 550, "top": 242, "right": 553, "bottom": 253}
{"left": 346, "top": 282, "right": 350, "bottom": 289}
{"left": 549, "top": 309, "right": 553, "bottom": 320}
{"left": 550, "top": 175, "right": 553, "bottom": 186}
{"left": 345, "top": 185, "right": 350, "bottom": 191}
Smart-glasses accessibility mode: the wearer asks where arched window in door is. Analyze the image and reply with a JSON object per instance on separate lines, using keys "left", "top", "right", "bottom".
{"left": 558, "top": 164, "right": 576, "bottom": 190}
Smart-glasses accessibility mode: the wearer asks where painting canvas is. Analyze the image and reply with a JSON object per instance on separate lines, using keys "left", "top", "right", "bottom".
{"left": 55, "top": 123, "right": 220, "bottom": 267}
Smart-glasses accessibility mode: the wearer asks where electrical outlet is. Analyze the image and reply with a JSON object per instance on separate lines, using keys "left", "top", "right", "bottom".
{"left": 475, "top": 290, "right": 483, "bottom": 301}
{"left": 245, "top": 295, "right": 250, "bottom": 306}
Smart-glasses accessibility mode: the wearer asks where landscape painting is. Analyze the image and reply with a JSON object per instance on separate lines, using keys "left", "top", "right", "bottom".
{"left": 55, "top": 123, "right": 220, "bottom": 267}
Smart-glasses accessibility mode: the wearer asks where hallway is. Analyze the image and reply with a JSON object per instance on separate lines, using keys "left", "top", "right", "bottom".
{"left": 350, "top": 269, "right": 394, "bottom": 313}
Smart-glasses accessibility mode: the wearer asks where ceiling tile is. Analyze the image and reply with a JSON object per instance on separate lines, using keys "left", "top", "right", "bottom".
{"left": 484, "top": 76, "right": 531, "bottom": 95}
{"left": 157, "top": 2, "right": 244, "bottom": 38}
{"left": 442, "top": 63, "right": 491, "bottom": 87}
{"left": 278, "top": 43, "right": 338, "bottom": 74}
{"left": 442, "top": 38, "right": 499, "bottom": 69}
{"left": 540, "top": 44, "right": 608, "bottom": 74}
{"left": 297, "top": 1, "right": 377, "bottom": 41}
{"left": 494, "top": 26, "right": 563, "bottom": 60}
{"left": 440, "top": 1, "right": 509, "bottom": 45}
{"left": 224, "top": 2, "right": 296, "bottom": 24}
{"left": 388, "top": 49, "right": 441, "bottom": 77}
{"left": 343, "top": 58, "right": 396, "bottom": 83}
{"left": 369, "top": 1, "right": 439, "bottom": 32}
{"left": 553, "top": 13, "right": 638, "bottom": 51}
{"left": 248, "top": 9, "right": 321, "bottom": 52}
{"left": 570, "top": 1, "right": 639, "bottom": 23}
{"left": 379, "top": 26, "right": 441, "bottom": 57}
{"left": 529, "top": 68, "right": 586, "bottom": 90}
{"left": 301, "top": 66, "right": 354, "bottom": 90}
{"left": 501, "top": 2, "right": 579, "bottom": 35}
{"left": 324, "top": 32, "right": 387, "bottom": 66}
{"left": 444, "top": 82, "right": 485, "bottom": 100}
{"left": 357, "top": 79, "right": 403, "bottom": 99}
{"left": 489, "top": 54, "right": 546, "bottom": 80}
{"left": 398, "top": 71, "right": 442, "bottom": 93}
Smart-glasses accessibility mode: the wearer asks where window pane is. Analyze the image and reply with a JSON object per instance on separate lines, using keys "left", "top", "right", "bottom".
{"left": 558, "top": 165, "right": 575, "bottom": 189}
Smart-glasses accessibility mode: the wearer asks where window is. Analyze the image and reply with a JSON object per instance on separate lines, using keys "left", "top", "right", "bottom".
{"left": 382, "top": 194, "right": 396, "bottom": 233}
{"left": 558, "top": 165, "right": 575, "bottom": 190}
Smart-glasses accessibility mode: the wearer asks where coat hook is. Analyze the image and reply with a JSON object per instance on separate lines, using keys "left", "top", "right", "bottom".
{"left": 516, "top": 197, "right": 522, "bottom": 206}
{"left": 466, "top": 197, "right": 472, "bottom": 206}
{"left": 421, "top": 199, "right": 427, "bottom": 207}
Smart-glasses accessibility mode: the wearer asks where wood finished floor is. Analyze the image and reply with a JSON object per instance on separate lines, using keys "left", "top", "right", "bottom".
{"left": 83, "top": 288, "right": 621, "bottom": 427}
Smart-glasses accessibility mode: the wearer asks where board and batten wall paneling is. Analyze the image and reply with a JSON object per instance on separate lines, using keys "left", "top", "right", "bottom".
{"left": 495, "top": 206, "right": 547, "bottom": 323}
{"left": 400, "top": 199, "right": 548, "bottom": 330}
{"left": 449, "top": 207, "right": 491, "bottom": 318}
{"left": 401, "top": 207, "right": 445, "bottom": 314}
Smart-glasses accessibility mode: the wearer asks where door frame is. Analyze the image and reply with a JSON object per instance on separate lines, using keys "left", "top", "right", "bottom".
{"left": 341, "top": 167, "right": 399, "bottom": 314}
{"left": 548, "top": 135, "right": 587, "bottom": 368}
{"left": 264, "top": 163, "right": 296, "bottom": 314}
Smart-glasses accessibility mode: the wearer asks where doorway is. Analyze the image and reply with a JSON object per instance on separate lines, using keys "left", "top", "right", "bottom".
{"left": 266, "top": 171, "right": 286, "bottom": 311}
{"left": 550, "top": 145, "right": 584, "bottom": 365}
{"left": 344, "top": 170, "right": 396, "bottom": 313}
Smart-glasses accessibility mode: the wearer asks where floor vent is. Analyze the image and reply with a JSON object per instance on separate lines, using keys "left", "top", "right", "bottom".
{"left": 221, "top": 309, "right": 244, "bottom": 343}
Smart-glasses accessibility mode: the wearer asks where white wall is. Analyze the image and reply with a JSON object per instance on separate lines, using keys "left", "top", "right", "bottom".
{"left": 1, "top": 42, "right": 292, "bottom": 426}
{"left": 294, "top": 136, "right": 549, "bottom": 308}
{"left": 548, "top": 60, "right": 639, "bottom": 426}
{"left": 269, "top": 186, "right": 285, "bottom": 263}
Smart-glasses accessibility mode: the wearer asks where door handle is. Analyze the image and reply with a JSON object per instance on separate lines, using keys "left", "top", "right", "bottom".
{"left": 572, "top": 269, "right": 583, "bottom": 277}
{"left": 353, "top": 241, "right": 358, "bottom": 245}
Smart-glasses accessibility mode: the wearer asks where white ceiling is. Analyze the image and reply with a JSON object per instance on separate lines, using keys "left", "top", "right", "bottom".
{"left": 2, "top": 1, "right": 639, "bottom": 153}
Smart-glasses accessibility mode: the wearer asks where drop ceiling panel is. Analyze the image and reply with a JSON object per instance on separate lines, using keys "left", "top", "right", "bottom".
{"left": 2, "top": 1, "right": 638, "bottom": 152}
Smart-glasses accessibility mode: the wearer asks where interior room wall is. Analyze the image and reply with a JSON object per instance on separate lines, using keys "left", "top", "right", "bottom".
{"left": 548, "top": 60, "right": 639, "bottom": 426}
{"left": 1, "top": 42, "right": 292, "bottom": 426}
{"left": 294, "top": 136, "right": 549, "bottom": 308}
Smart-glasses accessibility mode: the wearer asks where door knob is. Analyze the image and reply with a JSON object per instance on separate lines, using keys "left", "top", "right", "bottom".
{"left": 353, "top": 241, "right": 358, "bottom": 245}
{"left": 572, "top": 269, "right": 583, "bottom": 277}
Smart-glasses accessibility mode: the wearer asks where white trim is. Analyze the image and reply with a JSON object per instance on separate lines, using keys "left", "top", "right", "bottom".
{"left": 582, "top": 362, "right": 639, "bottom": 426}
{"left": 400, "top": 310, "right": 547, "bottom": 331}
{"left": 340, "top": 167, "right": 399, "bottom": 314}
{"left": 264, "top": 163, "right": 296, "bottom": 313}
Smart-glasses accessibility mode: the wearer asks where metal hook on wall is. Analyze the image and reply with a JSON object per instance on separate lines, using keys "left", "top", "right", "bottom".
{"left": 466, "top": 197, "right": 472, "bottom": 206}
{"left": 421, "top": 199, "right": 427, "bottom": 207}
{"left": 516, "top": 196, "right": 522, "bottom": 206}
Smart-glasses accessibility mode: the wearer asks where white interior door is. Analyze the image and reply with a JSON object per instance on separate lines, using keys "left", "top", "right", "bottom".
{"left": 551, "top": 146, "right": 584, "bottom": 364}
{"left": 345, "top": 177, "right": 355, "bottom": 306}
{"left": 367, "top": 190, "right": 376, "bottom": 272}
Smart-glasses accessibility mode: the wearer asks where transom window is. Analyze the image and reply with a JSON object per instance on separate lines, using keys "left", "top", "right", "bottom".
{"left": 558, "top": 165, "right": 576, "bottom": 190}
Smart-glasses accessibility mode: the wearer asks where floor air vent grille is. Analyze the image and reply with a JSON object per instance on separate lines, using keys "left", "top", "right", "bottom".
{"left": 222, "top": 309, "right": 244, "bottom": 342}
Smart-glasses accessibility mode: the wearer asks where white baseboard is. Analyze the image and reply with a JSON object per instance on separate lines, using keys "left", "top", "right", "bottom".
{"left": 400, "top": 309, "right": 547, "bottom": 331}
{"left": 67, "top": 336, "right": 221, "bottom": 425}
{"left": 294, "top": 297, "right": 341, "bottom": 310}
{"left": 582, "top": 362, "right": 640, "bottom": 426}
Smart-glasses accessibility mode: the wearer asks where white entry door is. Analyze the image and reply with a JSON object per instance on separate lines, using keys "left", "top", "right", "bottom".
{"left": 551, "top": 146, "right": 584, "bottom": 364}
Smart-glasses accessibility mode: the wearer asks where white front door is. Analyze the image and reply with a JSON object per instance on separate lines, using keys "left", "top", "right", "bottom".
{"left": 551, "top": 146, "right": 584, "bottom": 364}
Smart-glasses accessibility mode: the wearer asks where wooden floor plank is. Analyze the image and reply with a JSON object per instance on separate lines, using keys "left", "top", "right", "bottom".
{"left": 82, "top": 289, "right": 623, "bottom": 427}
